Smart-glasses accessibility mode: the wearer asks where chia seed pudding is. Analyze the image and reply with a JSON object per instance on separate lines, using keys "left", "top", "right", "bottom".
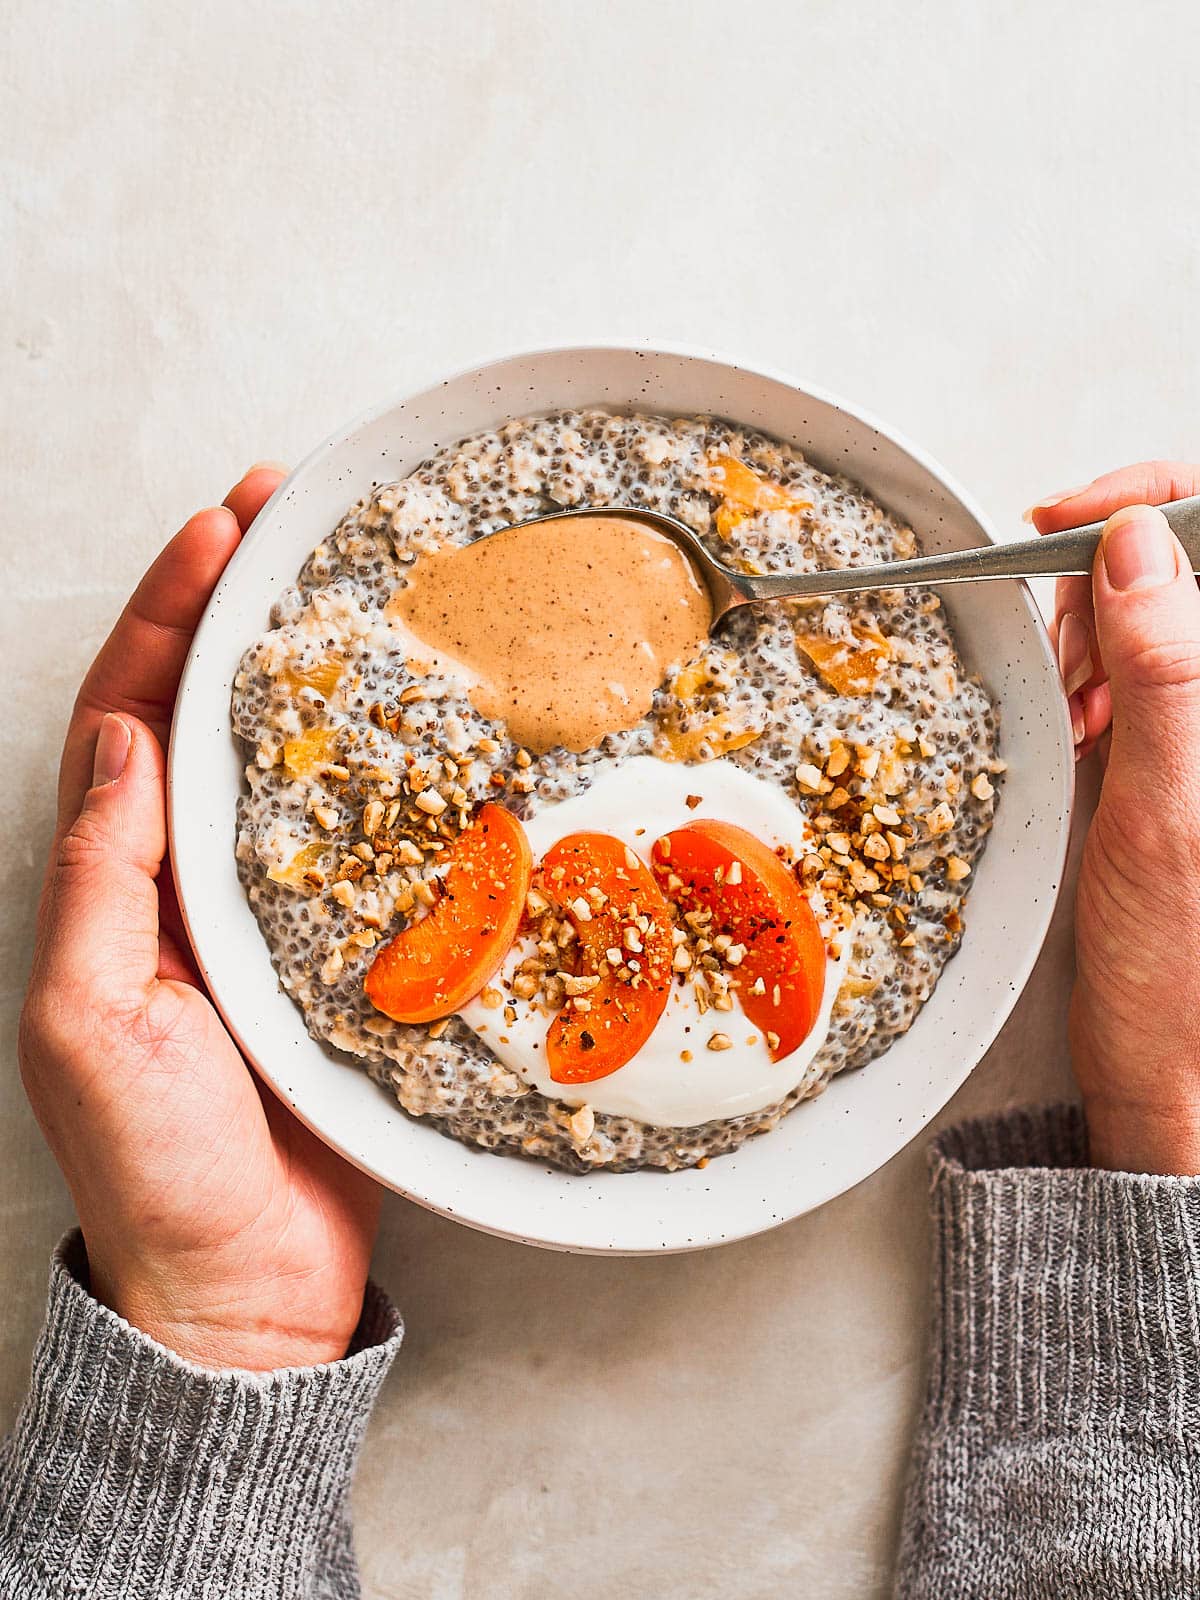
{"left": 232, "top": 410, "right": 1002, "bottom": 1172}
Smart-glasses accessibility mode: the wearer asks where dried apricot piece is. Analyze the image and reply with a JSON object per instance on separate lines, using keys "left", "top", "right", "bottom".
{"left": 707, "top": 454, "right": 812, "bottom": 538}
{"left": 795, "top": 622, "right": 891, "bottom": 696}
{"left": 282, "top": 726, "right": 342, "bottom": 779}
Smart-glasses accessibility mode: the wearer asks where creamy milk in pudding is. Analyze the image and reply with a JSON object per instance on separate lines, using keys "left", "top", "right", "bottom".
{"left": 233, "top": 410, "right": 1001, "bottom": 1172}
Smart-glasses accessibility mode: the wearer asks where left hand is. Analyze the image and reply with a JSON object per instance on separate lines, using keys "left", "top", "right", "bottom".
{"left": 19, "top": 467, "right": 382, "bottom": 1370}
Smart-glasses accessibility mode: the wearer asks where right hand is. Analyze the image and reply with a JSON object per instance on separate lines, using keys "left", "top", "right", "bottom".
{"left": 1029, "top": 464, "right": 1200, "bottom": 1174}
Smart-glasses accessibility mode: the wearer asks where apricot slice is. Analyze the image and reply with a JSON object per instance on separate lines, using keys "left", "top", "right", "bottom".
{"left": 651, "top": 819, "right": 826, "bottom": 1061}
{"left": 539, "top": 834, "right": 674, "bottom": 1085}
{"left": 365, "top": 804, "right": 532, "bottom": 1023}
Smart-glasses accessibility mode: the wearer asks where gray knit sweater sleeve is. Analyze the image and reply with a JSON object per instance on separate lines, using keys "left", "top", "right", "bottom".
{"left": 0, "top": 1232, "right": 402, "bottom": 1600}
{"left": 896, "top": 1104, "right": 1200, "bottom": 1598}
{"left": 4, "top": 1113, "right": 1198, "bottom": 1599}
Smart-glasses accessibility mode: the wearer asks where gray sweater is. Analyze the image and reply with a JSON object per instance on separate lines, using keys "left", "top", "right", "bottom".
{"left": 1, "top": 1106, "right": 1196, "bottom": 1598}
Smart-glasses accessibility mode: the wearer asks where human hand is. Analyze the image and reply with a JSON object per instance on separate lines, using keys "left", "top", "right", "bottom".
{"left": 19, "top": 468, "right": 382, "bottom": 1370}
{"left": 1029, "top": 464, "right": 1200, "bottom": 1174}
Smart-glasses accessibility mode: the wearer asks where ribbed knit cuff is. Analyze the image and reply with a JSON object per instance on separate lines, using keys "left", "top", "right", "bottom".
{"left": 926, "top": 1104, "right": 1200, "bottom": 1439}
{"left": 0, "top": 1233, "right": 403, "bottom": 1599}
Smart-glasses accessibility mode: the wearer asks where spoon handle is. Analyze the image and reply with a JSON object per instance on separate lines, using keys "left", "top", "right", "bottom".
{"left": 737, "top": 494, "right": 1200, "bottom": 602}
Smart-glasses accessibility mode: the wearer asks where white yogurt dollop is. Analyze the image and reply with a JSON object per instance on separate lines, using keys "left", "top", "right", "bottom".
{"left": 459, "top": 757, "right": 849, "bottom": 1126}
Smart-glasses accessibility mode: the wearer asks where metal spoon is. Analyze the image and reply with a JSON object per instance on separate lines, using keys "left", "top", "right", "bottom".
{"left": 499, "top": 498, "right": 1200, "bottom": 626}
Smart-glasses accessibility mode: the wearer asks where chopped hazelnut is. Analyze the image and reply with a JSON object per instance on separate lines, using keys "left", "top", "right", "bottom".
{"left": 560, "top": 972, "right": 601, "bottom": 997}
{"left": 925, "top": 802, "right": 955, "bottom": 837}
{"left": 825, "top": 742, "right": 850, "bottom": 778}
{"left": 569, "top": 1104, "right": 595, "bottom": 1143}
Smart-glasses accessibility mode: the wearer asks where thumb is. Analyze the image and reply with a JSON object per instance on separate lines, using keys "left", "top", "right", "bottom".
{"left": 1092, "top": 504, "right": 1200, "bottom": 786}
{"left": 34, "top": 715, "right": 167, "bottom": 1008}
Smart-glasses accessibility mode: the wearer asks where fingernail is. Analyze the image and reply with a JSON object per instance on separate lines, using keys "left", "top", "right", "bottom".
{"left": 1101, "top": 504, "right": 1178, "bottom": 591}
{"left": 92, "top": 714, "right": 131, "bottom": 787}
{"left": 1068, "top": 691, "right": 1086, "bottom": 749}
{"left": 248, "top": 459, "right": 290, "bottom": 476}
{"left": 1057, "top": 612, "right": 1093, "bottom": 698}
{"left": 1021, "top": 484, "right": 1090, "bottom": 524}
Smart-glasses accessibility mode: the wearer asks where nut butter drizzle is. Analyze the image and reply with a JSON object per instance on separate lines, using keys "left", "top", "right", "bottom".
{"left": 389, "top": 514, "right": 712, "bottom": 754}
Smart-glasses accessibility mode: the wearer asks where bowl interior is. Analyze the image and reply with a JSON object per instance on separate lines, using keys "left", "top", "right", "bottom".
{"left": 169, "top": 345, "right": 1073, "bottom": 1254}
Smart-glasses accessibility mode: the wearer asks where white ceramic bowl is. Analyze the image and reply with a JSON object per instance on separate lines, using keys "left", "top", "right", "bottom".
{"left": 170, "top": 343, "right": 1073, "bottom": 1255}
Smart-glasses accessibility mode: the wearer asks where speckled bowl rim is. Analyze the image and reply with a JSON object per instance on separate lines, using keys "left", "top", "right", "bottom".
{"left": 169, "top": 341, "right": 1074, "bottom": 1255}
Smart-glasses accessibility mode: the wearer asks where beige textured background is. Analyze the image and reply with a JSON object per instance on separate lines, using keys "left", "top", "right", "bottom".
{"left": 3, "top": 2, "right": 1198, "bottom": 1593}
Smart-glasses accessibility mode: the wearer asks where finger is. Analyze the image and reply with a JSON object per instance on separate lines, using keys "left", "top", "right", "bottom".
{"left": 1091, "top": 505, "right": 1200, "bottom": 792}
{"left": 1075, "top": 681, "right": 1113, "bottom": 762}
{"left": 261, "top": 1085, "right": 383, "bottom": 1237}
{"left": 33, "top": 716, "right": 166, "bottom": 1014}
{"left": 1055, "top": 605, "right": 1099, "bottom": 702}
{"left": 223, "top": 462, "right": 287, "bottom": 534}
{"left": 1027, "top": 460, "right": 1200, "bottom": 535}
{"left": 156, "top": 865, "right": 202, "bottom": 987}
{"left": 1038, "top": 462, "right": 1200, "bottom": 749}
{"left": 1054, "top": 573, "right": 1095, "bottom": 634}
{"left": 60, "top": 506, "right": 242, "bottom": 833}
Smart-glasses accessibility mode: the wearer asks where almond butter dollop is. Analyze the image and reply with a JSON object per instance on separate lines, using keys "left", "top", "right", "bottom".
{"left": 390, "top": 514, "right": 712, "bottom": 753}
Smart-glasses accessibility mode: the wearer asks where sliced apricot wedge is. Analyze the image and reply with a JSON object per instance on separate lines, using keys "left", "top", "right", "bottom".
{"left": 365, "top": 803, "right": 532, "bottom": 1023}
{"left": 651, "top": 819, "right": 826, "bottom": 1061}
{"left": 539, "top": 833, "right": 674, "bottom": 1085}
